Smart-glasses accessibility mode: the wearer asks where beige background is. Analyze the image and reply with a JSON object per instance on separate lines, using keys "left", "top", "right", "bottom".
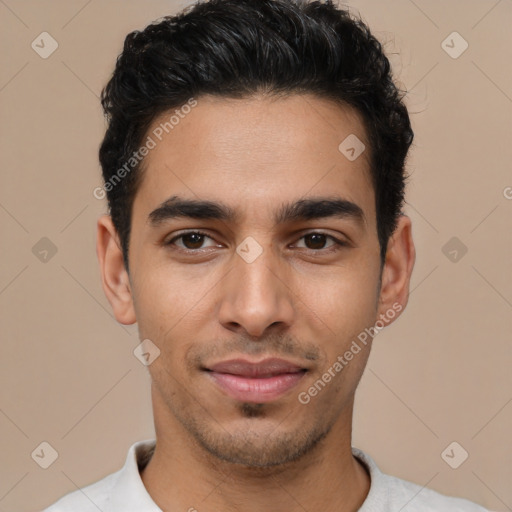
{"left": 0, "top": 0, "right": 511, "bottom": 511}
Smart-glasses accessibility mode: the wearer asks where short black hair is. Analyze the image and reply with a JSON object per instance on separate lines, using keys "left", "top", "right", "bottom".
{"left": 99, "top": 0, "right": 413, "bottom": 272}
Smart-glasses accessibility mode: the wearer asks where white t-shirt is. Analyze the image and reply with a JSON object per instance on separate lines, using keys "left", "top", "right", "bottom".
{"left": 42, "top": 439, "right": 490, "bottom": 511}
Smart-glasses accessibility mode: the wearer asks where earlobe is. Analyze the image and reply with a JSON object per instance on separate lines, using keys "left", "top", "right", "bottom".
{"left": 96, "top": 214, "right": 137, "bottom": 325}
{"left": 377, "top": 214, "right": 416, "bottom": 324}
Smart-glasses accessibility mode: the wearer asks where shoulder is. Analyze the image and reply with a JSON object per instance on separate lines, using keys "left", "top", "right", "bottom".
{"left": 40, "top": 439, "right": 157, "bottom": 512}
{"left": 352, "top": 447, "right": 490, "bottom": 512}
{"left": 384, "top": 472, "right": 489, "bottom": 511}
{"left": 41, "top": 468, "right": 121, "bottom": 512}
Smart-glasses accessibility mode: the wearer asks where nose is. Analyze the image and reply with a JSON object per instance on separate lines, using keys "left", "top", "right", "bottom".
{"left": 217, "top": 245, "right": 295, "bottom": 338}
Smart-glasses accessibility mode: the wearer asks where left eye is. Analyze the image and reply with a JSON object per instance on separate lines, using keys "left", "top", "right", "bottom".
{"left": 294, "top": 233, "right": 340, "bottom": 250}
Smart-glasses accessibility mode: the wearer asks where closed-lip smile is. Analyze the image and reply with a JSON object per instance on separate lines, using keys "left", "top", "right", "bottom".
{"left": 204, "top": 357, "right": 308, "bottom": 403}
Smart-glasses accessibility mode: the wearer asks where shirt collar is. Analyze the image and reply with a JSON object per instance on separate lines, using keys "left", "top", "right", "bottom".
{"left": 109, "top": 439, "right": 383, "bottom": 511}
{"left": 108, "top": 438, "right": 161, "bottom": 511}
{"left": 352, "top": 447, "right": 389, "bottom": 510}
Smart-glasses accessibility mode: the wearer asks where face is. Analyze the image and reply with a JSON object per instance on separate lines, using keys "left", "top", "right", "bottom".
{"left": 97, "top": 93, "right": 414, "bottom": 468}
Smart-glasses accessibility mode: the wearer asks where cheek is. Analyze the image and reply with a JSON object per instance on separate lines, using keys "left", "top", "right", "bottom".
{"left": 296, "top": 262, "right": 380, "bottom": 336}
{"left": 132, "top": 262, "right": 210, "bottom": 337}
{"left": 131, "top": 267, "right": 214, "bottom": 382}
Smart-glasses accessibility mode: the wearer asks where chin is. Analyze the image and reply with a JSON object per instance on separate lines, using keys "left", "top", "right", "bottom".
{"left": 185, "top": 414, "right": 332, "bottom": 469}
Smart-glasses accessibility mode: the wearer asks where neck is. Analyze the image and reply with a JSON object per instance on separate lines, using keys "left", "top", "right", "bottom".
{"left": 140, "top": 395, "right": 370, "bottom": 512}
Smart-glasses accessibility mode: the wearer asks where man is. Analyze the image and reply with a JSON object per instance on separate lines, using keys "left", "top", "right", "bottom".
{"left": 43, "top": 0, "right": 489, "bottom": 510}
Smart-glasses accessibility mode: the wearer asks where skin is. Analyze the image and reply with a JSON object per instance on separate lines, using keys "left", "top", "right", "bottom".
{"left": 97, "top": 93, "right": 415, "bottom": 512}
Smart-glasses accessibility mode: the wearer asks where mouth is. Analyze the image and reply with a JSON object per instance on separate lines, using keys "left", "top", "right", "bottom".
{"left": 203, "top": 358, "right": 308, "bottom": 403}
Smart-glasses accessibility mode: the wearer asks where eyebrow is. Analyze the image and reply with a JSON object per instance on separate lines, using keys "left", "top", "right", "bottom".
{"left": 148, "top": 195, "right": 366, "bottom": 227}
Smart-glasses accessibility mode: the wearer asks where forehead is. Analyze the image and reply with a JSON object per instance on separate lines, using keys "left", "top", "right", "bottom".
{"left": 133, "top": 93, "right": 375, "bottom": 226}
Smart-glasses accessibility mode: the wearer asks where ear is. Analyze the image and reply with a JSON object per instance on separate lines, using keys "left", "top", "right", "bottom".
{"left": 376, "top": 214, "right": 415, "bottom": 324}
{"left": 96, "top": 214, "right": 136, "bottom": 325}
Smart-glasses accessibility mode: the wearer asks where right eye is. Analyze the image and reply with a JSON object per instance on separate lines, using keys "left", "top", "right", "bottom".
{"left": 165, "top": 230, "right": 221, "bottom": 251}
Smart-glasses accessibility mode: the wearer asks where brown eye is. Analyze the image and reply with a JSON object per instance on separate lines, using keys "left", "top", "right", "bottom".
{"left": 180, "top": 232, "right": 206, "bottom": 249}
{"left": 292, "top": 232, "right": 348, "bottom": 255}
{"left": 295, "top": 232, "right": 342, "bottom": 251}
{"left": 303, "top": 233, "right": 329, "bottom": 250}
{"left": 166, "top": 231, "right": 218, "bottom": 251}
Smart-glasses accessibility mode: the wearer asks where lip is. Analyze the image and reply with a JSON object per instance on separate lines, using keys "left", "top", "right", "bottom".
{"left": 204, "top": 358, "right": 307, "bottom": 403}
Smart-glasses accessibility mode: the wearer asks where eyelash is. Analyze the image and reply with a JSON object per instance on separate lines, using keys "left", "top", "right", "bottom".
{"left": 165, "top": 230, "right": 348, "bottom": 255}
